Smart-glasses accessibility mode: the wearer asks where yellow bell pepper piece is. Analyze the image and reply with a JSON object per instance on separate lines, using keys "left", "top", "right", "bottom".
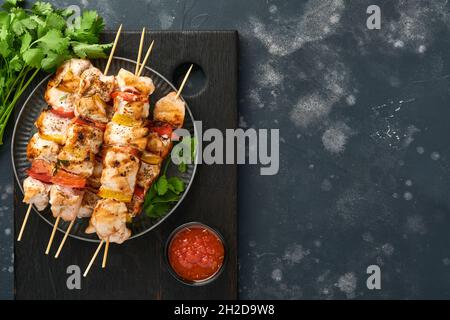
{"left": 98, "top": 187, "right": 133, "bottom": 203}
{"left": 141, "top": 151, "right": 162, "bottom": 165}
{"left": 39, "top": 133, "right": 65, "bottom": 145}
{"left": 111, "top": 113, "right": 141, "bottom": 127}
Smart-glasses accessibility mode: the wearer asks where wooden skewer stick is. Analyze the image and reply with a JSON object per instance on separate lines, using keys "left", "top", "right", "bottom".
{"left": 83, "top": 240, "right": 105, "bottom": 277}
{"left": 45, "top": 216, "right": 61, "bottom": 255}
{"left": 17, "top": 204, "right": 33, "bottom": 242}
{"left": 135, "top": 27, "right": 146, "bottom": 76}
{"left": 104, "top": 24, "right": 123, "bottom": 76}
{"left": 54, "top": 220, "right": 75, "bottom": 258}
{"left": 102, "top": 240, "right": 110, "bottom": 268}
{"left": 175, "top": 64, "right": 194, "bottom": 99}
{"left": 136, "top": 40, "right": 155, "bottom": 77}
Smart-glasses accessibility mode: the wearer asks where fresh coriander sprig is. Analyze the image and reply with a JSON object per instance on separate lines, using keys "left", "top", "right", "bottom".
{"left": 144, "top": 159, "right": 186, "bottom": 219}
{"left": 0, "top": 0, "right": 112, "bottom": 144}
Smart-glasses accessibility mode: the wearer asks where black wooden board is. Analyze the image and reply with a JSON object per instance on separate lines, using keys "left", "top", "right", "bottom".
{"left": 13, "top": 31, "right": 238, "bottom": 299}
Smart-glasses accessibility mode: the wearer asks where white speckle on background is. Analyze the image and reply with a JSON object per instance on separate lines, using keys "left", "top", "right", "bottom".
{"left": 405, "top": 179, "right": 413, "bottom": 187}
{"left": 346, "top": 94, "right": 356, "bottom": 106}
{"left": 382, "top": 243, "right": 395, "bottom": 256}
{"left": 8, "top": 266, "right": 13, "bottom": 273}
{"left": 336, "top": 273, "right": 357, "bottom": 297}
{"left": 283, "top": 244, "right": 310, "bottom": 265}
{"left": 271, "top": 268, "right": 283, "bottom": 282}
{"left": 362, "top": 232, "right": 374, "bottom": 243}
{"left": 406, "top": 215, "right": 427, "bottom": 234}
{"left": 416, "top": 146, "right": 425, "bottom": 154}
{"left": 248, "top": 0, "right": 345, "bottom": 57}
{"left": 393, "top": 40, "right": 405, "bottom": 48}
{"left": 290, "top": 93, "right": 332, "bottom": 128}
{"left": 239, "top": 116, "right": 248, "bottom": 128}
{"left": 430, "top": 152, "right": 440, "bottom": 160}
{"left": 5, "top": 184, "right": 12, "bottom": 194}
{"left": 443, "top": 258, "right": 450, "bottom": 266}
{"left": 4, "top": 228, "right": 11, "bottom": 236}
{"left": 269, "top": 4, "right": 278, "bottom": 14}
{"left": 418, "top": 45, "right": 426, "bottom": 53}
{"left": 256, "top": 63, "right": 284, "bottom": 87}
{"left": 404, "top": 192, "right": 413, "bottom": 201}
{"left": 321, "top": 122, "right": 354, "bottom": 154}
{"left": 403, "top": 125, "right": 420, "bottom": 148}
{"left": 159, "top": 10, "right": 175, "bottom": 29}
{"left": 392, "top": 193, "right": 399, "bottom": 199}
{"left": 321, "top": 179, "right": 332, "bottom": 191}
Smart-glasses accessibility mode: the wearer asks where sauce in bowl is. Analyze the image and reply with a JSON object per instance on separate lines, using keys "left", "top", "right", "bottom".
{"left": 167, "top": 223, "right": 225, "bottom": 284}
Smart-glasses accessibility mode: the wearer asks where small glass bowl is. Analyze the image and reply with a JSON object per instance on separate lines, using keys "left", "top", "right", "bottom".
{"left": 165, "top": 222, "right": 227, "bottom": 286}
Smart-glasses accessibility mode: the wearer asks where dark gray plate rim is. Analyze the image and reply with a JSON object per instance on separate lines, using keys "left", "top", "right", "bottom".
{"left": 11, "top": 56, "right": 198, "bottom": 242}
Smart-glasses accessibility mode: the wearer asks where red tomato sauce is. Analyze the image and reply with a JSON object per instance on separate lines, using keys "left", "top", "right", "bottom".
{"left": 168, "top": 226, "right": 225, "bottom": 282}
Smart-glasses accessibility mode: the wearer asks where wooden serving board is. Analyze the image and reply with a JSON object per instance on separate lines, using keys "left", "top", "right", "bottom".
{"left": 13, "top": 31, "right": 238, "bottom": 299}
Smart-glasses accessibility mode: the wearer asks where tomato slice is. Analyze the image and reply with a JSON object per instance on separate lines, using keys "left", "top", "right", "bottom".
{"left": 149, "top": 123, "right": 173, "bottom": 137}
{"left": 27, "top": 159, "right": 54, "bottom": 183}
{"left": 51, "top": 169, "right": 86, "bottom": 188}
{"left": 73, "top": 117, "right": 106, "bottom": 131}
{"left": 133, "top": 186, "right": 145, "bottom": 200}
{"left": 50, "top": 107, "right": 75, "bottom": 118}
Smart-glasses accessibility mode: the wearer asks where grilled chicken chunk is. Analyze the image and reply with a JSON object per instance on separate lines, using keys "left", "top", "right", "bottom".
{"left": 75, "top": 95, "right": 109, "bottom": 124}
{"left": 136, "top": 162, "right": 161, "bottom": 191}
{"left": 48, "top": 59, "right": 92, "bottom": 91}
{"left": 127, "top": 162, "right": 161, "bottom": 217}
{"left": 153, "top": 92, "right": 185, "bottom": 128}
{"left": 113, "top": 97, "right": 150, "bottom": 121}
{"left": 27, "top": 133, "right": 60, "bottom": 162}
{"left": 87, "top": 158, "right": 103, "bottom": 189}
{"left": 99, "top": 146, "right": 140, "bottom": 202}
{"left": 35, "top": 111, "right": 72, "bottom": 145}
{"left": 79, "top": 67, "right": 115, "bottom": 102}
{"left": 23, "top": 177, "right": 51, "bottom": 211}
{"left": 85, "top": 199, "right": 131, "bottom": 244}
{"left": 49, "top": 184, "right": 84, "bottom": 221}
{"left": 45, "top": 59, "right": 92, "bottom": 111}
{"left": 78, "top": 189, "right": 100, "bottom": 218}
{"left": 57, "top": 123, "right": 103, "bottom": 177}
{"left": 45, "top": 87, "right": 78, "bottom": 115}
{"left": 146, "top": 132, "right": 172, "bottom": 158}
{"left": 116, "top": 68, "right": 155, "bottom": 96}
{"left": 104, "top": 122, "right": 148, "bottom": 150}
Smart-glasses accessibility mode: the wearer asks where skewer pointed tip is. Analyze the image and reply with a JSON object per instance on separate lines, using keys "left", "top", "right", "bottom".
{"left": 175, "top": 64, "right": 194, "bottom": 99}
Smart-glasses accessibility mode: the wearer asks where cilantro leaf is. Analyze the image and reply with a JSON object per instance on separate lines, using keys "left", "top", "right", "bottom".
{"left": 45, "top": 13, "right": 66, "bottom": 30}
{"left": 71, "top": 42, "right": 111, "bottom": 59}
{"left": 20, "top": 32, "right": 32, "bottom": 53}
{"left": 37, "top": 29, "right": 69, "bottom": 54}
{"left": 167, "top": 177, "right": 185, "bottom": 195}
{"left": 22, "top": 48, "right": 44, "bottom": 68}
{"left": 66, "top": 10, "right": 104, "bottom": 43}
{"left": 32, "top": 2, "right": 53, "bottom": 16}
{"left": 156, "top": 175, "right": 168, "bottom": 195}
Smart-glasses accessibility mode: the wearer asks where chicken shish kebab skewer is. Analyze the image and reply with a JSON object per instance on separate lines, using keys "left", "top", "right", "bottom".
{"left": 18, "top": 58, "right": 89, "bottom": 241}
{"left": 51, "top": 25, "right": 124, "bottom": 257}
{"left": 19, "top": 66, "right": 115, "bottom": 245}
{"left": 83, "top": 63, "right": 192, "bottom": 277}
{"left": 18, "top": 24, "right": 122, "bottom": 243}
{"left": 84, "top": 32, "right": 155, "bottom": 275}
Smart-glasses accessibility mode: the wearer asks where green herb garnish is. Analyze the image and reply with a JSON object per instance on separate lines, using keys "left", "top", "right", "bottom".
{"left": 144, "top": 159, "right": 186, "bottom": 219}
{"left": 0, "top": 0, "right": 112, "bottom": 144}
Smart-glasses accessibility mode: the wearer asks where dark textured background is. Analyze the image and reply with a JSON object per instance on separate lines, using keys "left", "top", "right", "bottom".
{"left": 3, "top": 0, "right": 450, "bottom": 299}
